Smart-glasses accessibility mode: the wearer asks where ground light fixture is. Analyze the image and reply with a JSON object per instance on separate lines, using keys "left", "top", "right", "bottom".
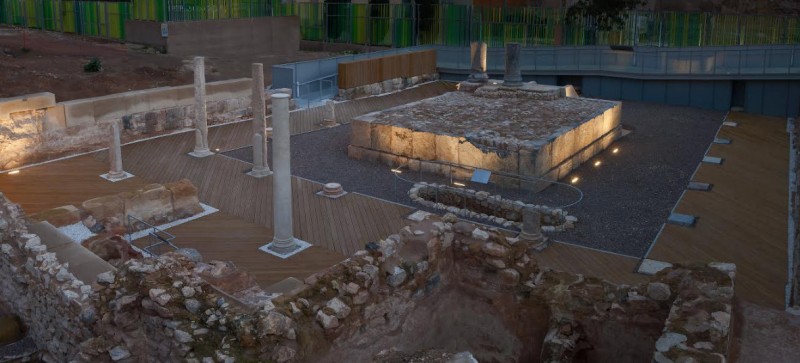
{"left": 612, "top": 147, "right": 620, "bottom": 154}
{"left": 570, "top": 176, "right": 579, "bottom": 184}
{"left": 391, "top": 168, "right": 402, "bottom": 174}
{"left": 594, "top": 160, "right": 602, "bottom": 167}
{"left": 8, "top": 170, "right": 20, "bottom": 175}
{"left": 453, "top": 182, "right": 466, "bottom": 187}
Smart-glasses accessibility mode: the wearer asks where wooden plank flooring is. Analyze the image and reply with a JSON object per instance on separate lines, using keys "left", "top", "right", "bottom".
{"left": 0, "top": 79, "right": 663, "bottom": 293}
{"left": 0, "top": 154, "right": 151, "bottom": 214}
{"left": 132, "top": 212, "right": 346, "bottom": 288}
{"left": 538, "top": 242, "right": 648, "bottom": 285}
{"left": 647, "top": 112, "right": 789, "bottom": 308}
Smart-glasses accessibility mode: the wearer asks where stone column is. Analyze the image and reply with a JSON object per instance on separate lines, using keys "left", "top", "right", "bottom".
{"left": 519, "top": 207, "right": 543, "bottom": 243}
{"left": 503, "top": 42, "right": 523, "bottom": 87}
{"left": 248, "top": 63, "right": 272, "bottom": 177}
{"left": 322, "top": 100, "right": 338, "bottom": 128}
{"left": 190, "top": 56, "right": 213, "bottom": 157}
{"left": 268, "top": 93, "right": 298, "bottom": 254}
{"left": 468, "top": 41, "right": 488, "bottom": 83}
{"left": 107, "top": 121, "right": 126, "bottom": 180}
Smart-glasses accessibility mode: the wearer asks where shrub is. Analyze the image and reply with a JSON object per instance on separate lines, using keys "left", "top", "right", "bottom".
{"left": 84, "top": 57, "right": 102, "bottom": 72}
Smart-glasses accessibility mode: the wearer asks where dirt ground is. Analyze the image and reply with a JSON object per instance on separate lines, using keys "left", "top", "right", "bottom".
{"left": 0, "top": 25, "right": 335, "bottom": 102}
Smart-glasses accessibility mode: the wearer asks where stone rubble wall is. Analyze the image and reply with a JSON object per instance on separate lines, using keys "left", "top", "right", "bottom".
{"left": 651, "top": 263, "right": 736, "bottom": 363}
{"left": 337, "top": 74, "right": 439, "bottom": 100}
{"left": 408, "top": 182, "right": 575, "bottom": 231}
{"left": 0, "top": 79, "right": 252, "bottom": 171}
{"left": 0, "top": 190, "right": 737, "bottom": 363}
{"left": 0, "top": 193, "right": 96, "bottom": 362}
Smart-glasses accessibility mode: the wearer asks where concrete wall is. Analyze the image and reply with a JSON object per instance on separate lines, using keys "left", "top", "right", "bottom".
{"left": 0, "top": 79, "right": 252, "bottom": 171}
{"left": 576, "top": 76, "right": 800, "bottom": 117}
{"left": 124, "top": 20, "right": 167, "bottom": 51}
{"left": 126, "top": 17, "right": 300, "bottom": 57}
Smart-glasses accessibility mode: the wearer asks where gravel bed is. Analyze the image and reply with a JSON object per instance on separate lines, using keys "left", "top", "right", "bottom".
{"left": 223, "top": 100, "right": 723, "bottom": 257}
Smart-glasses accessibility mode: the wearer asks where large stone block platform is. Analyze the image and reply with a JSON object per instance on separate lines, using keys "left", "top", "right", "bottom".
{"left": 348, "top": 83, "right": 622, "bottom": 190}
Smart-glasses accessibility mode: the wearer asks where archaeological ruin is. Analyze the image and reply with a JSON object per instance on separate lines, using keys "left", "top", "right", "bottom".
{"left": 2, "top": 7, "right": 800, "bottom": 363}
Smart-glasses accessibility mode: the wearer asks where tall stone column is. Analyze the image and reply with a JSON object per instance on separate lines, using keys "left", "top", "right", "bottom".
{"left": 106, "top": 121, "right": 127, "bottom": 180}
{"left": 190, "top": 56, "right": 214, "bottom": 157}
{"left": 267, "top": 93, "right": 299, "bottom": 254}
{"left": 519, "top": 207, "right": 543, "bottom": 244}
{"left": 248, "top": 63, "right": 272, "bottom": 177}
{"left": 503, "top": 42, "right": 523, "bottom": 87}
{"left": 468, "top": 41, "right": 488, "bottom": 83}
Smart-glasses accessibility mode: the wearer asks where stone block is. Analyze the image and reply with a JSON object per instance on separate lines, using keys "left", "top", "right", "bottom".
{"left": 207, "top": 78, "right": 252, "bottom": 102}
{"left": 411, "top": 131, "right": 436, "bottom": 161}
{"left": 30, "top": 205, "right": 81, "bottom": 227}
{"left": 390, "top": 126, "right": 413, "bottom": 157}
{"left": 42, "top": 105, "right": 67, "bottom": 133}
{"left": 0, "top": 92, "right": 56, "bottom": 120}
{"left": 371, "top": 123, "right": 393, "bottom": 153}
{"left": 484, "top": 149, "right": 519, "bottom": 174}
{"left": 350, "top": 119, "right": 372, "bottom": 148}
{"left": 165, "top": 179, "right": 204, "bottom": 218}
{"left": 146, "top": 87, "right": 179, "bottom": 111}
{"left": 82, "top": 195, "right": 125, "bottom": 222}
{"left": 362, "top": 148, "right": 380, "bottom": 162}
{"left": 457, "top": 140, "right": 485, "bottom": 169}
{"left": 165, "top": 108, "right": 185, "bottom": 130}
{"left": 174, "top": 85, "right": 195, "bottom": 106}
{"left": 667, "top": 212, "right": 696, "bottom": 227}
{"left": 92, "top": 94, "right": 128, "bottom": 122}
{"left": 347, "top": 145, "right": 364, "bottom": 160}
{"left": 62, "top": 99, "right": 96, "bottom": 128}
{"left": 122, "top": 184, "right": 174, "bottom": 225}
{"left": 435, "top": 134, "right": 459, "bottom": 164}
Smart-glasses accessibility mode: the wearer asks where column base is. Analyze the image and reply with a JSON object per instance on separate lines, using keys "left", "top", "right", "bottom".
{"left": 259, "top": 238, "right": 312, "bottom": 259}
{"left": 100, "top": 171, "right": 134, "bottom": 182}
{"left": 246, "top": 168, "right": 273, "bottom": 178}
{"left": 468, "top": 73, "right": 489, "bottom": 83}
{"left": 189, "top": 149, "right": 215, "bottom": 158}
{"left": 321, "top": 118, "right": 339, "bottom": 128}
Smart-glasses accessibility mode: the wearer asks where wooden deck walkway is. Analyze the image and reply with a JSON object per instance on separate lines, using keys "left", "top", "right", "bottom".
{"left": 131, "top": 212, "right": 347, "bottom": 288}
{"left": 0, "top": 79, "right": 656, "bottom": 290}
{"left": 646, "top": 112, "right": 789, "bottom": 308}
{"left": 538, "top": 242, "right": 648, "bottom": 285}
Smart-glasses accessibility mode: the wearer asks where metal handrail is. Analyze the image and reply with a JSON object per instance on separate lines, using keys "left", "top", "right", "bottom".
{"left": 125, "top": 214, "right": 178, "bottom": 257}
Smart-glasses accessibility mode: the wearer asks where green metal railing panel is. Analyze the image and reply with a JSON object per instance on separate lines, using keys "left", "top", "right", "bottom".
{"left": 2, "top": 1, "right": 800, "bottom": 47}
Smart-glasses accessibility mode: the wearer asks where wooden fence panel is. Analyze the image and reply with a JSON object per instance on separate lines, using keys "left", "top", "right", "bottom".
{"left": 338, "top": 49, "right": 437, "bottom": 89}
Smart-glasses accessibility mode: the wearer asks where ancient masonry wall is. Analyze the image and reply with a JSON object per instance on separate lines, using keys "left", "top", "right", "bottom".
{"left": 337, "top": 73, "right": 439, "bottom": 100}
{"left": 0, "top": 79, "right": 252, "bottom": 171}
{"left": 348, "top": 94, "right": 621, "bottom": 190}
{"left": 1, "top": 190, "right": 736, "bottom": 362}
{"left": 0, "top": 194, "right": 96, "bottom": 362}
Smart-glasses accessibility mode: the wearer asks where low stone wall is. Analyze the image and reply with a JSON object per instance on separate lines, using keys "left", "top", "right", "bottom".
{"left": 0, "top": 79, "right": 252, "bottom": 171}
{"left": 0, "top": 193, "right": 96, "bottom": 362}
{"left": 337, "top": 73, "right": 439, "bottom": 100}
{"left": 408, "top": 182, "right": 574, "bottom": 230}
